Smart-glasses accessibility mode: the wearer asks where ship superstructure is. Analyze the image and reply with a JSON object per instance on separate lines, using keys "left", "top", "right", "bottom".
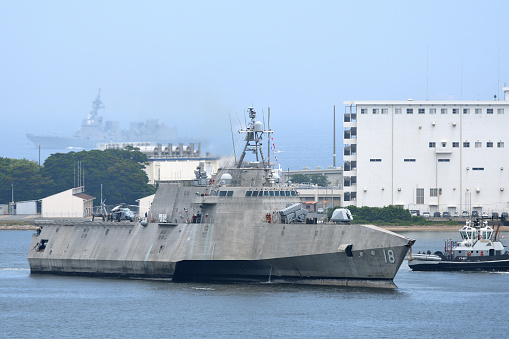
{"left": 28, "top": 107, "right": 414, "bottom": 288}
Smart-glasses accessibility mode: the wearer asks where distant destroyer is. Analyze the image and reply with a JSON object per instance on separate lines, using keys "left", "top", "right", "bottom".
{"left": 28, "top": 107, "right": 415, "bottom": 288}
{"left": 26, "top": 92, "right": 177, "bottom": 149}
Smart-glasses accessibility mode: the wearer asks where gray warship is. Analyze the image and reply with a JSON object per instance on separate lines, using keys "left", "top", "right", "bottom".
{"left": 28, "top": 107, "right": 415, "bottom": 288}
{"left": 26, "top": 92, "right": 177, "bottom": 149}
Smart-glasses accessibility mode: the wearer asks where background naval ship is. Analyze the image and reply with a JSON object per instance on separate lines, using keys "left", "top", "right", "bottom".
{"left": 28, "top": 107, "right": 415, "bottom": 288}
{"left": 26, "top": 92, "right": 178, "bottom": 149}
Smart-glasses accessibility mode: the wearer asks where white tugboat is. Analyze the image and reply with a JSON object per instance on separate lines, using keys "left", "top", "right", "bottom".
{"left": 408, "top": 219, "right": 509, "bottom": 271}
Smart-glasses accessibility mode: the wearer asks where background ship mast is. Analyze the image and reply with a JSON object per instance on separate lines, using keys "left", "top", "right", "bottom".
{"left": 236, "top": 107, "right": 273, "bottom": 168}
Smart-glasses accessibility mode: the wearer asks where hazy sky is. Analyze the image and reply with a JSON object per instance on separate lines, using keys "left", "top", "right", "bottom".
{"left": 1, "top": 1, "right": 508, "bottom": 169}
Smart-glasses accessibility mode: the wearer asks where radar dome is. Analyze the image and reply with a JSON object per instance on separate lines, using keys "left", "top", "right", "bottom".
{"left": 254, "top": 121, "right": 263, "bottom": 132}
{"left": 221, "top": 173, "right": 233, "bottom": 185}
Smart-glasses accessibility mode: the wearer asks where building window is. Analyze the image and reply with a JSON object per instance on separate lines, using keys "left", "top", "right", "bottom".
{"left": 475, "top": 141, "right": 482, "bottom": 148}
{"left": 441, "top": 142, "right": 447, "bottom": 147}
{"left": 404, "top": 159, "right": 416, "bottom": 162}
{"left": 452, "top": 108, "right": 459, "bottom": 114}
{"left": 416, "top": 188, "right": 424, "bottom": 204}
{"left": 373, "top": 108, "right": 379, "bottom": 114}
{"left": 430, "top": 188, "right": 438, "bottom": 197}
{"left": 381, "top": 108, "right": 388, "bottom": 114}
{"left": 487, "top": 141, "right": 493, "bottom": 148}
{"left": 472, "top": 168, "right": 484, "bottom": 171}
{"left": 487, "top": 108, "right": 493, "bottom": 114}
{"left": 441, "top": 108, "right": 447, "bottom": 114}
{"left": 498, "top": 108, "right": 504, "bottom": 114}
{"left": 361, "top": 108, "right": 368, "bottom": 114}
{"left": 418, "top": 108, "right": 425, "bottom": 114}
{"left": 438, "top": 159, "right": 450, "bottom": 162}
{"left": 429, "top": 142, "right": 436, "bottom": 148}
{"left": 370, "top": 159, "right": 382, "bottom": 162}
{"left": 463, "top": 108, "right": 470, "bottom": 114}
{"left": 452, "top": 142, "right": 459, "bottom": 148}
{"left": 475, "top": 108, "right": 482, "bottom": 114}
{"left": 430, "top": 108, "right": 436, "bottom": 114}
{"left": 395, "top": 108, "right": 402, "bottom": 114}
{"left": 463, "top": 141, "right": 470, "bottom": 148}
{"left": 498, "top": 141, "right": 504, "bottom": 148}
{"left": 407, "top": 108, "right": 413, "bottom": 114}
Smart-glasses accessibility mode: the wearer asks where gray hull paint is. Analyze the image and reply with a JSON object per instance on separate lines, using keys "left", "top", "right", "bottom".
{"left": 28, "top": 217, "right": 412, "bottom": 288}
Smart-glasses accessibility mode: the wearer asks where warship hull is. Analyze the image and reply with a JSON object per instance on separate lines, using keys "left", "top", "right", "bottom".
{"left": 28, "top": 203, "right": 413, "bottom": 288}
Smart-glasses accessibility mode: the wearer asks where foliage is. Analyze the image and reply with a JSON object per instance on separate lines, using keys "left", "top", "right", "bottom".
{"left": 41, "top": 148, "right": 154, "bottom": 205}
{"left": 0, "top": 157, "right": 54, "bottom": 203}
{"left": 327, "top": 205, "right": 461, "bottom": 226}
{"left": 290, "top": 173, "right": 330, "bottom": 187}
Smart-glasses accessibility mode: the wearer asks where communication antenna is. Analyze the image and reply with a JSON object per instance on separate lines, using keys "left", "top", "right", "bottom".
{"left": 229, "top": 113, "right": 237, "bottom": 164}
{"left": 333, "top": 105, "right": 336, "bottom": 168}
{"left": 267, "top": 107, "right": 271, "bottom": 166}
{"left": 426, "top": 46, "right": 429, "bottom": 101}
{"left": 498, "top": 48, "right": 500, "bottom": 101}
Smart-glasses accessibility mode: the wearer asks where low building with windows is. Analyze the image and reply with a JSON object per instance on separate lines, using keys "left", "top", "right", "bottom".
{"left": 343, "top": 87, "right": 509, "bottom": 215}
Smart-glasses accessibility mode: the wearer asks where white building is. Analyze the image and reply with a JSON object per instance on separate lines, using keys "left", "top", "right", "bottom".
{"left": 41, "top": 186, "right": 95, "bottom": 218}
{"left": 343, "top": 87, "right": 509, "bottom": 215}
{"left": 145, "top": 158, "right": 220, "bottom": 184}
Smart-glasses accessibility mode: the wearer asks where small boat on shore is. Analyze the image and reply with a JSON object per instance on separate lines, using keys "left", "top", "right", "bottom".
{"left": 408, "top": 219, "right": 509, "bottom": 271}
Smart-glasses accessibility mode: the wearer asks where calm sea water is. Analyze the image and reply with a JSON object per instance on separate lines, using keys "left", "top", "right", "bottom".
{"left": 1, "top": 230, "right": 508, "bottom": 338}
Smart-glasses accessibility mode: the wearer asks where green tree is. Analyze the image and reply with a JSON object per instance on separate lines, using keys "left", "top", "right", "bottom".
{"left": 0, "top": 157, "right": 54, "bottom": 203}
{"left": 309, "top": 174, "right": 330, "bottom": 187}
{"left": 41, "top": 148, "right": 154, "bottom": 205}
{"left": 289, "top": 174, "right": 310, "bottom": 183}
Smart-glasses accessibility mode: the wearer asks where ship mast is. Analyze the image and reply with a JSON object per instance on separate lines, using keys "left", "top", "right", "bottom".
{"left": 237, "top": 107, "right": 273, "bottom": 168}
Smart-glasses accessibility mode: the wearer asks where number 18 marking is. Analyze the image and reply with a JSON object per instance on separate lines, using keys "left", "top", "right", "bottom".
{"left": 383, "top": 249, "right": 395, "bottom": 264}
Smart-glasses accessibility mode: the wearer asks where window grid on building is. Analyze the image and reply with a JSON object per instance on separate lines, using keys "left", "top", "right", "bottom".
{"left": 361, "top": 108, "right": 367, "bottom": 114}
{"left": 404, "top": 159, "right": 416, "bottom": 162}
{"left": 498, "top": 141, "right": 504, "bottom": 148}
{"left": 472, "top": 168, "right": 484, "bottom": 171}
{"left": 487, "top": 141, "right": 493, "bottom": 148}
{"left": 429, "top": 142, "right": 436, "bottom": 148}
{"left": 475, "top": 108, "right": 482, "bottom": 114}
{"left": 407, "top": 108, "right": 413, "bottom": 114}
{"left": 475, "top": 141, "right": 482, "bottom": 148}
{"left": 369, "top": 159, "right": 382, "bottom": 162}
{"left": 452, "top": 142, "right": 459, "bottom": 148}
{"left": 430, "top": 108, "right": 436, "bottom": 114}
{"left": 438, "top": 159, "right": 450, "bottom": 162}
{"left": 452, "top": 108, "right": 459, "bottom": 114}
{"left": 487, "top": 108, "right": 493, "bottom": 114}
{"left": 418, "top": 108, "right": 425, "bottom": 114}
{"left": 416, "top": 188, "right": 424, "bottom": 204}
{"left": 395, "top": 108, "right": 401, "bottom": 114}
{"left": 373, "top": 108, "right": 379, "bottom": 114}
{"left": 463, "top": 108, "right": 470, "bottom": 114}
{"left": 430, "top": 188, "right": 438, "bottom": 197}
{"left": 381, "top": 108, "right": 388, "bottom": 114}
{"left": 463, "top": 141, "right": 470, "bottom": 148}
{"left": 498, "top": 108, "right": 504, "bottom": 114}
{"left": 441, "top": 108, "right": 447, "bottom": 114}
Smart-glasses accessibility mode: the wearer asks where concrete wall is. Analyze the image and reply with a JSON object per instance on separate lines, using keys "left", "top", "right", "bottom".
{"left": 16, "top": 201, "right": 37, "bottom": 215}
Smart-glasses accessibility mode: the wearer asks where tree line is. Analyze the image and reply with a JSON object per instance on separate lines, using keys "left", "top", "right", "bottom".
{"left": 0, "top": 147, "right": 155, "bottom": 206}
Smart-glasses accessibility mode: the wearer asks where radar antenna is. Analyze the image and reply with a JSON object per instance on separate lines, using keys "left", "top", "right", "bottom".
{"left": 236, "top": 107, "right": 273, "bottom": 168}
